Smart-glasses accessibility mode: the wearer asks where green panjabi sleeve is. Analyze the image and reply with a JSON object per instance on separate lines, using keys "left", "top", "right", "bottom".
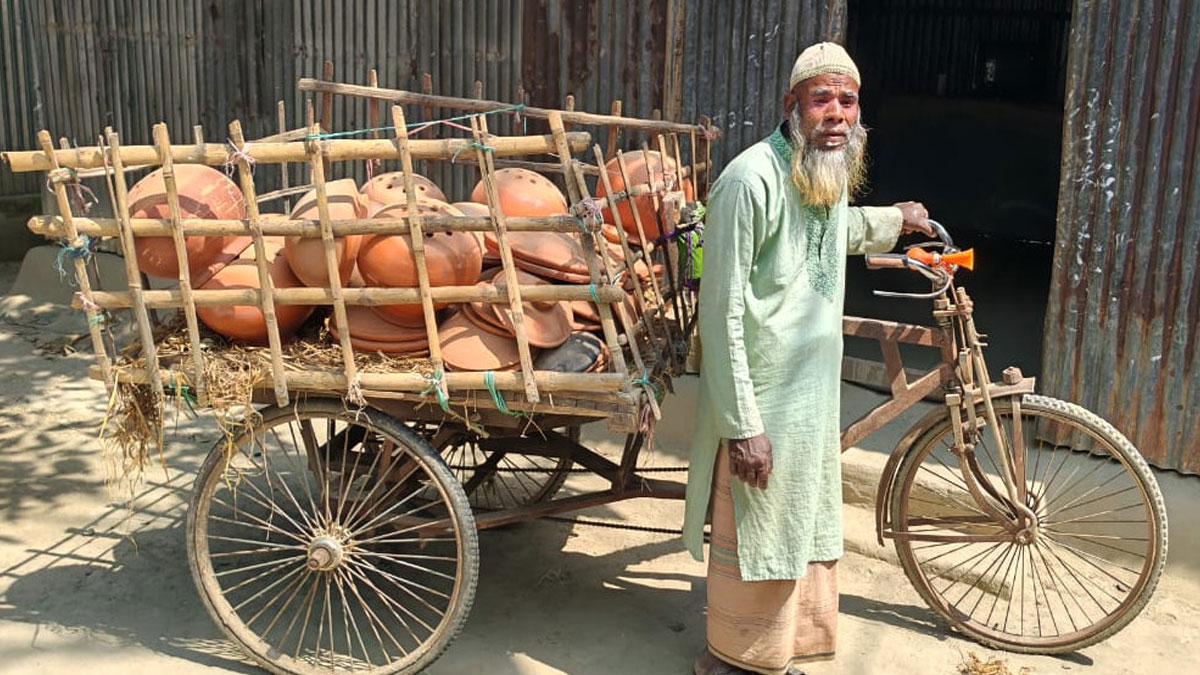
{"left": 846, "top": 205, "right": 904, "bottom": 255}
{"left": 697, "top": 178, "right": 765, "bottom": 440}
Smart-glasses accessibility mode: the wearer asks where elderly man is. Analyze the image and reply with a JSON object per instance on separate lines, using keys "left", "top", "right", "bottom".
{"left": 683, "top": 43, "right": 932, "bottom": 675}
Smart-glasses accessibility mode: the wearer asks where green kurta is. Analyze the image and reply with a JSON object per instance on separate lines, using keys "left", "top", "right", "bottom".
{"left": 683, "top": 125, "right": 903, "bottom": 581}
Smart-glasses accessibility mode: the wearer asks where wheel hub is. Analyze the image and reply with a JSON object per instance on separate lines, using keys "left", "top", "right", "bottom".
{"left": 307, "top": 535, "right": 345, "bottom": 571}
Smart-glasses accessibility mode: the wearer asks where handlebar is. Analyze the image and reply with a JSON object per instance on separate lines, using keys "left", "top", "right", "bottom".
{"left": 864, "top": 219, "right": 970, "bottom": 300}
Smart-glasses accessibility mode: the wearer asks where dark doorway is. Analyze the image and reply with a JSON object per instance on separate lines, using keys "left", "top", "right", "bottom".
{"left": 842, "top": 0, "right": 1072, "bottom": 377}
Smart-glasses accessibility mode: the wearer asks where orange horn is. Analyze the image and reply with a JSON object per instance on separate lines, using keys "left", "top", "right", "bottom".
{"left": 945, "top": 249, "right": 975, "bottom": 270}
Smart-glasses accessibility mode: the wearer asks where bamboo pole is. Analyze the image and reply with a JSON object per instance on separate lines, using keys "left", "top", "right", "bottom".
{"left": 93, "top": 364, "right": 633, "bottom": 395}
{"left": 595, "top": 144, "right": 677, "bottom": 374}
{"left": 81, "top": 283, "right": 627, "bottom": 311}
{"left": 390, "top": 105, "right": 450, "bottom": 405}
{"left": 546, "top": 113, "right": 635, "bottom": 392}
{"left": 29, "top": 213, "right": 611, "bottom": 238}
{"left": 571, "top": 157, "right": 662, "bottom": 422}
{"left": 229, "top": 120, "right": 289, "bottom": 406}
{"left": 297, "top": 78, "right": 715, "bottom": 136}
{"left": 659, "top": 133, "right": 691, "bottom": 332}
{"left": 473, "top": 114, "right": 539, "bottom": 403}
{"left": 605, "top": 99, "right": 622, "bottom": 160}
{"left": 38, "top": 131, "right": 112, "bottom": 387}
{"left": 105, "top": 131, "right": 163, "bottom": 403}
{"left": 276, "top": 100, "right": 291, "bottom": 212}
{"left": 151, "top": 124, "right": 210, "bottom": 405}
{"left": 2, "top": 133, "right": 593, "bottom": 172}
{"left": 307, "top": 118, "right": 360, "bottom": 401}
{"left": 643, "top": 142, "right": 685, "bottom": 335}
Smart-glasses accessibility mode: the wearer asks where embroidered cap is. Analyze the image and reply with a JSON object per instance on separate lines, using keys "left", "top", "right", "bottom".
{"left": 789, "top": 42, "right": 861, "bottom": 89}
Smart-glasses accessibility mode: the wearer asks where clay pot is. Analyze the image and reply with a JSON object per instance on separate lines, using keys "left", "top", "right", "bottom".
{"left": 450, "top": 201, "right": 495, "bottom": 264}
{"left": 357, "top": 199, "right": 482, "bottom": 325}
{"left": 469, "top": 168, "right": 567, "bottom": 218}
{"left": 361, "top": 171, "right": 448, "bottom": 215}
{"left": 127, "top": 165, "right": 246, "bottom": 279}
{"left": 596, "top": 151, "right": 694, "bottom": 240}
{"left": 196, "top": 237, "right": 313, "bottom": 344}
{"left": 285, "top": 179, "right": 365, "bottom": 288}
{"left": 483, "top": 230, "right": 591, "bottom": 276}
{"left": 489, "top": 270, "right": 573, "bottom": 349}
{"left": 439, "top": 310, "right": 525, "bottom": 372}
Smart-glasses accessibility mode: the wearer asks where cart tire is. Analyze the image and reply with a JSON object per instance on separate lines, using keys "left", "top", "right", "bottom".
{"left": 187, "top": 399, "right": 479, "bottom": 674}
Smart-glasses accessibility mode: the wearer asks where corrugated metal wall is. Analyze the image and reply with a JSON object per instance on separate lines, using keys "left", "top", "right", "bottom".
{"left": 1044, "top": 0, "right": 1200, "bottom": 474}
{"left": 1, "top": 0, "right": 845, "bottom": 200}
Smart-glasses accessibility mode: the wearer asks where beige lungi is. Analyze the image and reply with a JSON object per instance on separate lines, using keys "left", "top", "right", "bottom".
{"left": 706, "top": 446, "right": 838, "bottom": 674}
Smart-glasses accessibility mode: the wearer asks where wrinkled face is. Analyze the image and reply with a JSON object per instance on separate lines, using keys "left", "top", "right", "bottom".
{"left": 783, "top": 73, "right": 861, "bottom": 149}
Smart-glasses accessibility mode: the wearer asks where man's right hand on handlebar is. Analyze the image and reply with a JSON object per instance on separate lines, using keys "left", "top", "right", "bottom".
{"left": 894, "top": 201, "right": 933, "bottom": 237}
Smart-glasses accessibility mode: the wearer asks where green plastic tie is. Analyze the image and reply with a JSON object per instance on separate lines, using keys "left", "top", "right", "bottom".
{"left": 632, "top": 368, "right": 663, "bottom": 400}
{"left": 420, "top": 370, "right": 452, "bottom": 413}
{"left": 588, "top": 283, "right": 600, "bottom": 304}
{"left": 484, "top": 371, "right": 522, "bottom": 418}
{"left": 304, "top": 104, "right": 526, "bottom": 140}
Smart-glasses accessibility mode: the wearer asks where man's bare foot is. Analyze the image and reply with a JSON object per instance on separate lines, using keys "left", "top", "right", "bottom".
{"left": 693, "top": 649, "right": 757, "bottom": 675}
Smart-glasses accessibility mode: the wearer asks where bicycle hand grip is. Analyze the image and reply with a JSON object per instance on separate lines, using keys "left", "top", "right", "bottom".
{"left": 865, "top": 253, "right": 907, "bottom": 270}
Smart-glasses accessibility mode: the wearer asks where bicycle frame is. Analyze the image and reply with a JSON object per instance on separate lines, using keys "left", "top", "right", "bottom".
{"left": 839, "top": 282, "right": 1037, "bottom": 546}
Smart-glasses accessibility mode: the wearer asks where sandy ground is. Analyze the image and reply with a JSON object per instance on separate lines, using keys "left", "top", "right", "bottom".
{"left": 0, "top": 255, "right": 1197, "bottom": 675}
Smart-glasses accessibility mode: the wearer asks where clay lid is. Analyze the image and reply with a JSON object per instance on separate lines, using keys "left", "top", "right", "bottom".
{"left": 361, "top": 171, "right": 448, "bottom": 215}
{"left": 484, "top": 231, "right": 590, "bottom": 275}
{"left": 439, "top": 310, "right": 525, "bottom": 371}
{"left": 337, "top": 304, "right": 429, "bottom": 343}
{"left": 469, "top": 168, "right": 568, "bottom": 217}
{"left": 533, "top": 332, "right": 606, "bottom": 373}
{"left": 569, "top": 299, "right": 601, "bottom": 324}
{"left": 489, "top": 269, "right": 572, "bottom": 349}
{"left": 461, "top": 301, "right": 514, "bottom": 338}
{"left": 328, "top": 324, "right": 431, "bottom": 356}
{"left": 513, "top": 257, "right": 592, "bottom": 284}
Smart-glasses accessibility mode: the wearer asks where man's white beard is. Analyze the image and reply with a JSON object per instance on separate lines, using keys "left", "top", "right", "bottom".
{"left": 789, "top": 107, "right": 867, "bottom": 208}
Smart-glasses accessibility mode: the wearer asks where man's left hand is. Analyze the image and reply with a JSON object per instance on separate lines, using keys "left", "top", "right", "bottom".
{"left": 894, "top": 201, "right": 933, "bottom": 237}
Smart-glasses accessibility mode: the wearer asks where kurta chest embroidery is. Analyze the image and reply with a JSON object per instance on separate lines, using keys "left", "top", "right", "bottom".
{"left": 766, "top": 126, "right": 839, "bottom": 302}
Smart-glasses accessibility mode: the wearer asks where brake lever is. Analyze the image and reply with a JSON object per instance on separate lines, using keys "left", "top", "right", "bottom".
{"left": 872, "top": 257, "right": 952, "bottom": 299}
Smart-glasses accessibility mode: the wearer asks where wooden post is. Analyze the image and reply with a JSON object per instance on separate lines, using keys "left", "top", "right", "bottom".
{"left": 658, "top": 133, "right": 689, "bottom": 331}
{"left": 38, "top": 131, "right": 112, "bottom": 387}
{"left": 367, "top": 68, "right": 381, "bottom": 181}
{"left": 644, "top": 142, "right": 685, "bottom": 334}
{"left": 150, "top": 124, "right": 210, "bottom": 405}
{"left": 546, "top": 114, "right": 649, "bottom": 406}
{"left": 229, "top": 120, "right": 290, "bottom": 406}
{"left": 570, "top": 160, "right": 661, "bottom": 421}
{"left": 105, "top": 131, "right": 163, "bottom": 402}
{"left": 605, "top": 99, "right": 623, "bottom": 160}
{"left": 306, "top": 120, "right": 360, "bottom": 401}
{"left": 390, "top": 105, "right": 452, "bottom": 405}
{"left": 320, "top": 60, "right": 335, "bottom": 132}
{"left": 472, "top": 114, "right": 540, "bottom": 403}
{"left": 276, "top": 100, "right": 291, "bottom": 212}
{"left": 595, "top": 145, "right": 676, "bottom": 374}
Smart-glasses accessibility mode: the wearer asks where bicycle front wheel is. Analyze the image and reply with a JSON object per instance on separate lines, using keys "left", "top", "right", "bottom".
{"left": 890, "top": 394, "right": 1167, "bottom": 653}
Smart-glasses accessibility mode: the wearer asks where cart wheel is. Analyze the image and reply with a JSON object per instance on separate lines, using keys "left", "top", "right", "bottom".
{"left": 187, "top": 399, "right": 479, "bottom": 674}
{"left": 433, "top": 426, "right": 578, "bottom": 510}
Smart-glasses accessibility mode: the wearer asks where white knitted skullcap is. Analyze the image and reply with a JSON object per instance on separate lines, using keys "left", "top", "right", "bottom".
{"left": 789, "top": 42, "right": 861, "bottom": 89}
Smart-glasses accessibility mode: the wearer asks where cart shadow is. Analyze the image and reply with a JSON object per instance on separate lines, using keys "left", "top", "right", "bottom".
{"left": 0, "top": 472, "right": 261, "bottom": 674}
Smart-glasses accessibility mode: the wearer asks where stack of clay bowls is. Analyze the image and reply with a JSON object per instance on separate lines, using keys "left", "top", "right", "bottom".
{"left": 194, "top": 233, "right": 313, "bottom": 345}
{"left": 126, "top": 165, "right": 251, "bottom": 285}
{"left": 328, "top": 305, "right": 430, "bottom": 356}
{"left": 595, "top": 150, "right": 693, "bottom": 240}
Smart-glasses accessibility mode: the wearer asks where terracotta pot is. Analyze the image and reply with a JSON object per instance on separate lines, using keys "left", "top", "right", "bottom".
{"left": 450, "top": 201, "right": 495, "bottom": 263}
{"left": 196, "top": 237, "right": 313, "bottom": 344}
{"left": 361, "top": 171, "right": 448, "bottom": 215}
{"left": 285, "top": 179, "right": 365, "bottom": 288}
{"left": 358, "top": 199, "right": 482, "bottom": 325}
{"left": 596, "top": 151, "right": 694, "bottom": 240}
{"left": 127, "top": 165, "right": 246, "bottom": 279}
{"left": 489, "top": 269, "right": 573, "bottom": 349}
{"left": 469, "top": 168, "right": 567, "bottom": 217}
{"left": 483, "top": 230, "right": 591, "bottom": 275}
{"left": 439, "top": 310, "right": 526, "bottom": 372}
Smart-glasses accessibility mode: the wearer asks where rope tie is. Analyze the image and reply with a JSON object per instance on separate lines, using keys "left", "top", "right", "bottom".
{"left": 46, "top": 167, "right": 98, "bottom": 215}
{"left": 346, "top": 371, "right": 367, "bottom": 409}
{"left": 76, "top": 291, "right": 101, "bottom": 313}
{"left": 304, "top": 104, "right": 527, "bottom": 140}
{"left": 569, "top": 197, "right": 604, "bottom": 233}
{"left": 420, "top": 369, "right": 452, "bottom": 413}
{"left": 55, "top": 235, "right": 93, "bottom": 282}
{"left": 632, "top": 367, "right": 663, "bottom": 400}
{"left": 484, "top": 371, "right": 522, "bottom": 418}
{"left": 451, "top": 140, "right": 495, "bottom": 164}
{"left": 699, "top": 122, "right": 720, "bottom": 142}
{"left": 224, "top": 139, "right": 256, "bottom": 176}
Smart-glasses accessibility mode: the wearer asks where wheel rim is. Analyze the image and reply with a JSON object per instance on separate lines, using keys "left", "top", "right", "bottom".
{"left": 190, "top": 405, "right": 476, "bottom": 674}
{"left": 894, "top": 399, "right": 1161, "bottom": 650}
